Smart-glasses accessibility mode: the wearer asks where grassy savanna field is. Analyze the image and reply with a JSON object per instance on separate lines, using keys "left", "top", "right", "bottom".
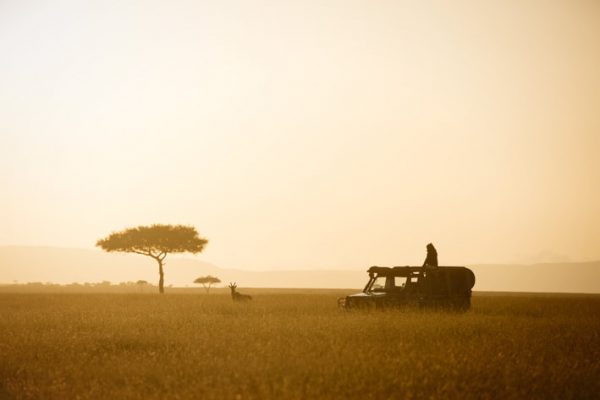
{"left": 0, "top": 290, "right": 599, "bottom": 399}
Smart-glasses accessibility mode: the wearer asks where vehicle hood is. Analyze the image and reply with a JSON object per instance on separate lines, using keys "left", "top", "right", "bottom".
{"left": 346, "top": 292, "right": 386, "bottom": 298}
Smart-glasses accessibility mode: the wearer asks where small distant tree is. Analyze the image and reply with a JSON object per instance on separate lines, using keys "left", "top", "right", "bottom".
{"left": 96, "top": 224, "right": 208, "bottom": 294}
{"left": 136, "top": 280, "right": 148, "bottom": 293}
{"left": 194, "top": 275, "right": 221, "bottom": 294}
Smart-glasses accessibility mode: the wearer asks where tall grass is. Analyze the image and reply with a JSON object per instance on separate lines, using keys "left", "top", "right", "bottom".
{"left": 0, "top": 292, "right": 598, "bottom": 399}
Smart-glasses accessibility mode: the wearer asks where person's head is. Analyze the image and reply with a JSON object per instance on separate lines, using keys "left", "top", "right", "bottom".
{"left": 426, "top": 243, "right": 435, "bottom": 252}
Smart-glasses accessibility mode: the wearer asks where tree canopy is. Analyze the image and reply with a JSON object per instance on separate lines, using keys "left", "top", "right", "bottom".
{"left": 97, "top": 224, "right": 208, "bottom": 293}
{"left": 194, "top": 275, "right": 221, "bottom": 294}
{"left": 96, "top": 224, "right": 207, "bottom": 257}
{"left": 194, "top": 276, "right": 221, "bottom": 285}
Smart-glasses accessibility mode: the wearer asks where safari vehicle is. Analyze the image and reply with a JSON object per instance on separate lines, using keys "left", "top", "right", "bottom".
{"left": 338, "top": 266, "right": 476, "bottom": 311}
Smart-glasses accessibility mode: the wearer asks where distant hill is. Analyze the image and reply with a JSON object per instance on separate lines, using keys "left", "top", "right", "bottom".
{"left": 0, "top": 246, "right": 365, "bottom": 289}
{"left": 468, "top": 262, "right": 600, "bottom": 293}
{"left": 0, "top": 246, "right": 599, "bottom": 292}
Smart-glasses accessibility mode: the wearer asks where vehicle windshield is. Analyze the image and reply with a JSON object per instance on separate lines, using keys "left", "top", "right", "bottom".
{"left": 368, "top": 275, "right": 411, "bottom": 292}
{"left": 370, "top": 276, "right": 387, "bottom": 292}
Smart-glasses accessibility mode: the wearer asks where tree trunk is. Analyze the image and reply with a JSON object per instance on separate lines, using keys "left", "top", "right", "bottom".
{"left": 158, "top": 260, "right": 164, "bottom": 294}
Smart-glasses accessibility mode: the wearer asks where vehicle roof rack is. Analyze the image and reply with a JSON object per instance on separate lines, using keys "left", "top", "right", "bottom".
{"left": 367, "top": 265, "right": 468, "bottom": 276}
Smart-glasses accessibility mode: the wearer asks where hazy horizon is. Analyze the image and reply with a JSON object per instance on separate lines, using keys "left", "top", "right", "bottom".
{"left": 3, "top": 245, "right": 600, "bottom": 293}
{"left": 2, "top": 0, "right": 599, "bottom": 276}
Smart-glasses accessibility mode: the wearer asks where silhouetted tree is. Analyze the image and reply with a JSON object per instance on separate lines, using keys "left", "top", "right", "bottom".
{"left": 96, "top": 224, "right": 208, "bottom": 294}
{"left": 194, "top": 275, "right": 221, "bottom": 294}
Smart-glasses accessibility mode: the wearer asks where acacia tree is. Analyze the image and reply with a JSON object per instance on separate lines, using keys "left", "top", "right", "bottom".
{"left": 136, "top": 280, "right": 148, "bottom": 293}
{"left": 194, "top": 275, "right": 221, "bottom": 294}
{"left": 96, "top": 224, "right": 208, "bottom": 294}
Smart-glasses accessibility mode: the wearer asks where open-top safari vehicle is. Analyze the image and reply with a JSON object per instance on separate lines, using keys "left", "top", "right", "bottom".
{"left": 338, "top": 266, "right": 476, "bottom": 311}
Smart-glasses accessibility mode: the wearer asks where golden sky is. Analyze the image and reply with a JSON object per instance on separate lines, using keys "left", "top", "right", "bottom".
{"left": 1, "top": 0, "right": 599, "bottom": 270}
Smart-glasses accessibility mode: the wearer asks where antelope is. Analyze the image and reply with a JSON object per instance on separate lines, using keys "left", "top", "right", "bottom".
{"left": 228, "top": 282, "right": 252, "bottom": 302}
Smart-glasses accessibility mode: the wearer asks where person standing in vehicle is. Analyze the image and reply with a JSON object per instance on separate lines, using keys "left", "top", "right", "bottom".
{"left": 423, "top": 243, "right": 438, "bottom": 267}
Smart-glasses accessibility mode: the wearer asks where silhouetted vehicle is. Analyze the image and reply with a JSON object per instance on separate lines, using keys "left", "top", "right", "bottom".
{"left": 338, "top": 266, "right": 476, "bottom": 311}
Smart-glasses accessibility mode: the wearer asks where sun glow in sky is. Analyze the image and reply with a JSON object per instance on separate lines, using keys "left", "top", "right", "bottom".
{"left": 1, "top": 0, "right": 599, "bottom": 270}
